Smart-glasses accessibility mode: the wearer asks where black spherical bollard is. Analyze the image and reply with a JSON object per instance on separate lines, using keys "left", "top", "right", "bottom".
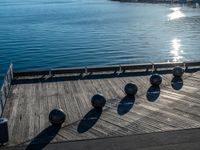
{"left": 124, "top": 83, "right": 138, "bottom": 96}
{"left": 150, "top": 74, "right": 162, "bottom": 86}
{"left": 173, "top": 66, "right": 184, "bottom": 77}
{"left": 0, "top": 118, "right": 9, "bottom": 145}
{"left": 91, "top": 94, "right": 106, "bottom": 108}
{"left": 49, "top": 108, "right": 66, "bottom": 125}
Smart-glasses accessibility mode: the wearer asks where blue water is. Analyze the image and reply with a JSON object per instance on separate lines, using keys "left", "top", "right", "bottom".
{"left": 0, "top": 0, "right": 200, "bottom": 84}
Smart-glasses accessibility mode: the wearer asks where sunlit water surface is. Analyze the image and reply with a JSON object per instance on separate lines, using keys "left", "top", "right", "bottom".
{"left": 0, "top": 0, "right": 200, "bottom": 84}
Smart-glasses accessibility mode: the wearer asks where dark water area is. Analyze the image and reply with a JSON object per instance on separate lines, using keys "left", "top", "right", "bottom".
{"left": 0, "top": 0, "right": 200, "bottom": 85}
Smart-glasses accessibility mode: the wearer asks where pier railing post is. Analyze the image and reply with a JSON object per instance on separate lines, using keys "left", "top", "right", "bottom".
{"left": 85, "top": 66, "right": 88, "bottom": 75}
{"left": 49, "top": 69, "right": 52, "bottom": 77}
{"left": 152, "top": 63, "right": 155, "bottom": 72}
{"left": 119, "top": 64, "right": 122, "bottom": 73}
{"left": 10, "top": 63, "right": 14, "bottom": 81}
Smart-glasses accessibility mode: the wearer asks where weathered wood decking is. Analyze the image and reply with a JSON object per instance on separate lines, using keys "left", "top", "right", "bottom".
{"left": 1, "top": 62, "right": 200, "bottom": 149}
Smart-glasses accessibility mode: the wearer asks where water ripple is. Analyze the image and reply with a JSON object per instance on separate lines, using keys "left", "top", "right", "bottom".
{"left": 0, "top": 1, "right": 200, "bottom": 85}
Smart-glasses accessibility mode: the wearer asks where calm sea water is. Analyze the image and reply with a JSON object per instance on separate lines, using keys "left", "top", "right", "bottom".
{"left": 0, "top": 0, "right": 200, "bottom": 84}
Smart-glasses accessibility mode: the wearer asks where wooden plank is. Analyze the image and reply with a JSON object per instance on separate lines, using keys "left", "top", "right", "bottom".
{"left": 51, "top": 67, "right": 85, "bottom": 74}
{"left": 185, "top": 61, "right": 200, "bottom": 68}
{"left": 14, "top": 70, "right": 50, "bottom": 77}
{"left": 121, "top": 63, "right": 152, "bottom": 72}
{"left": 87, "top": 65, "right": 119, "bottom": 73}
{"left": 154, "top": 62, "right": 184, "bottom": 70}
{"left": 0, "top": 63, "right": 15, "bottom": 116}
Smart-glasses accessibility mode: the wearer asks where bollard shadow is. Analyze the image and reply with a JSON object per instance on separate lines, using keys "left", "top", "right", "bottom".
{"left": 171, "top": 77, "right": 183, "bottom": 90}
{"left": 146, "top": 86, "right": 160, "bottom": 102}
{"left": 117, "top": 96, "right": 135, "bottom": 115}
{"left": 26, "top": 125, "right": 61, "bottom": 150}
{"left": 77, "top": 108, "right": 102, "bottom": 133}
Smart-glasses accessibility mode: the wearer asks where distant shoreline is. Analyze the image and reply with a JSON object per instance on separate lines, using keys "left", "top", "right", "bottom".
{"left": 110, "top": 0, "right": 200, "bottom": 5}
{"left": 111, "top": 0, "right": 171, "bottom": 3}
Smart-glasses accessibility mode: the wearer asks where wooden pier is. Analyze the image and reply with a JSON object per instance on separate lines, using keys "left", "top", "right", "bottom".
{"left": 0, "top": 61, "right": 200, "bottom": 149}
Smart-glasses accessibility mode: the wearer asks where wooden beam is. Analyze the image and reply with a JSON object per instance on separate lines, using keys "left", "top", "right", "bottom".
{"left": 154, "top": 62, "right": 184, "bottom": 71}
{"left": 13, "top": 61, "right": 200, "bottom": 78}
{"left": 51, "top": 67, "right": 85, "bottom": 75}
{"left": 87, "top": 65, "right": 119, "bottom": 73}
{"left": 0, "top": 63, "right": 14, "bottom": 116}
{"left": 121, "top": 63, "right": 152, "bottom": 72}
{"left": 14, "top": 70, "right": 50, "bottom": 77}
{"left": 185, "top": 61, "right": 200, "bottom": 70}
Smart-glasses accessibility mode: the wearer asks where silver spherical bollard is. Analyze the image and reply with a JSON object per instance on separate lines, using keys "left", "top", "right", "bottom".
{"left": 0, "top": 118, "right": 9, "bottom": 145}
{"left": 150, "top": 74, "right": 162, "bottom": 86}
{"left": 49, "top": 108, "right": 66, "bottom": 125}
{"left": 124, "top": 83, "right": 138, "bottom": 96}
{"left": 91, "top": 94, "right": 106, "bottom": 108}
{"left": 173, "top": 66, "right": 184, "bottom": 77}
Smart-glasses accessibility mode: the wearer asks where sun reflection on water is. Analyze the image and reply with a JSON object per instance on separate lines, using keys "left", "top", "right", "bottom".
{"left": 168, "top": 7, "right": 185, "bottom": 21}
{"left": 170, "top": 38, "right": 183, "bottom": 62}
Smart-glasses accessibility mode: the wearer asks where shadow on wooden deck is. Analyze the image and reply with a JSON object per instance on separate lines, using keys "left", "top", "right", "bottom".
{"left": 77, "top": 108, "right": 102, "bottom": 133}
{"left": 117, "top": 96, "right": 135, "bottom": 115}
{"left": 25, "top": 125, "right": 61, "bottom": 150}
{"left": 171, "top": 77, "right": 183, "bottom": 90}
{"left": 146, "top": 86, "right": 161, "bottom": 102}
